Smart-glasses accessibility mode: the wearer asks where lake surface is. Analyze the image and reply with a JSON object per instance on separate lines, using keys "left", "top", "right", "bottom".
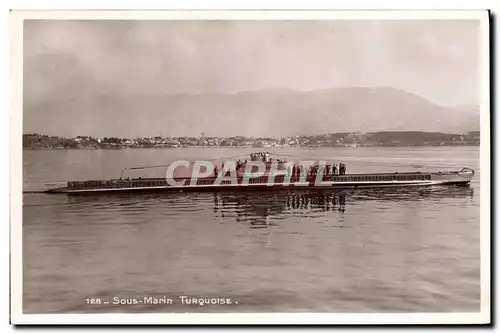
{"left": 22, "top": 147, "right": 481, "bottom": 313}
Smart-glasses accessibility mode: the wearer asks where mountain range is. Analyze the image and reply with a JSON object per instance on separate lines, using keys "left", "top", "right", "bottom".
{"left": 23, "top": 87, "right": 480, "bottom": 137}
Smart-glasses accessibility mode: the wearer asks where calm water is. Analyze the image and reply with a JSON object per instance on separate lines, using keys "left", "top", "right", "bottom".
{"left": 23, "top": 147, "right": 480, "bottom": 313}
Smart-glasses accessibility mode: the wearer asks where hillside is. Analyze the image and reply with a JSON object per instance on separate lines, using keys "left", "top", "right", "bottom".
{"left": 23, "top": 87, "right": 480, "bottom": 137}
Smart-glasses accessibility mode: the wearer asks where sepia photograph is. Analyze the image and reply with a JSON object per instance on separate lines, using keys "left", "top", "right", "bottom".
{"left": 10, "top": 10, "right": 490, "bottom": 324}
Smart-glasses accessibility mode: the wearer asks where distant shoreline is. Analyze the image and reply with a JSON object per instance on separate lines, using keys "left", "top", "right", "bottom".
{"left": 23, "top": 144, "right": 480, "bottom": 150}
{"left": 22, "top": 131, "right": 480, "bottom": 150}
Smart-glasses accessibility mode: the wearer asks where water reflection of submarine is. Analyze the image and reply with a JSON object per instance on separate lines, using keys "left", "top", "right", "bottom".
{"left": 213, "top": 191, "right": 347, "bottom": 215}
{"left": 213, "top": 192, "right": 289, "bottom": 215}
{"left": 286, "top": 192, "right": 346, "bottom": 212}
{"left": 212, "top": 186, "right": 473, "bottom": 216}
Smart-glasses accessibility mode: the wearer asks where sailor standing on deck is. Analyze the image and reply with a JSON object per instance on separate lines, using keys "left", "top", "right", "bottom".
{"left": 332, "top": 164, "right": 337, "bottom": 176}
{"left": 339, "top": 163, "right": 346, "bottom": 175}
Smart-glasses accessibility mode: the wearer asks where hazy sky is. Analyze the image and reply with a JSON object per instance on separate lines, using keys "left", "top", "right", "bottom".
{"left": 23, "top": 19, "right": 480, "bottom": 137}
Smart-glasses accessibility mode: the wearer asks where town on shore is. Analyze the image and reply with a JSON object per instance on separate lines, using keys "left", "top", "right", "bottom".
{"left": 23, "top": 131, "right": 480, "bottom": 150}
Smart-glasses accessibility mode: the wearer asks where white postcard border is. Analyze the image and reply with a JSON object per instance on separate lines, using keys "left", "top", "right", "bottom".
{"left": 10, "top": 9, "right": 491, "bottom": 325}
